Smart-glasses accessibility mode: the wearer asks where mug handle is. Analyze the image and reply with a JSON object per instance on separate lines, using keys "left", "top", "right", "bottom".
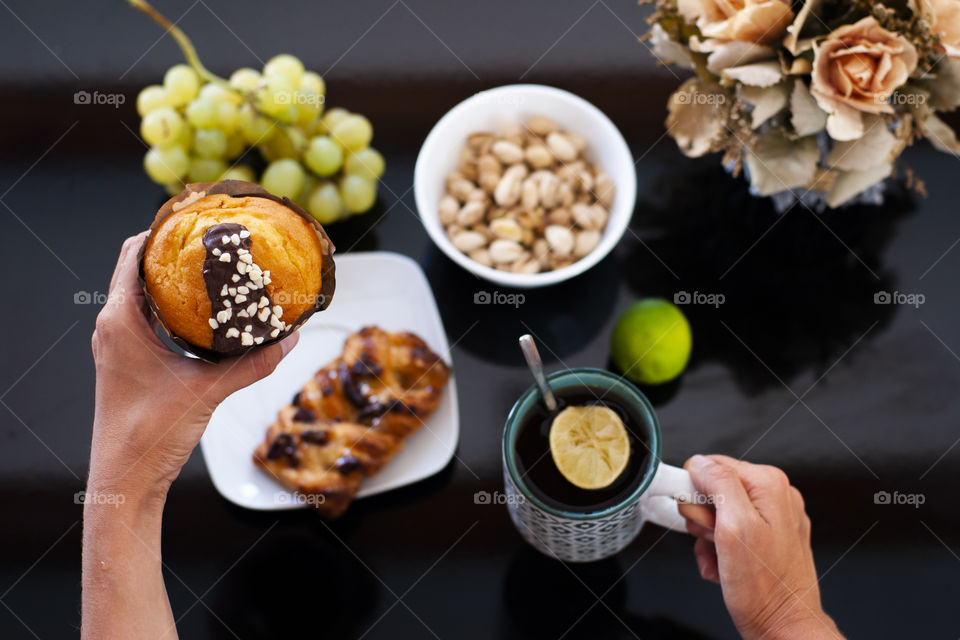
{"left": 642, "top": 463, "right": 701, "bottom": 533}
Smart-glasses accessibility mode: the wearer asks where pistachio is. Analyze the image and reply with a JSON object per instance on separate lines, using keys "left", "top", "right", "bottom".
{"left": 494, "top": 164, "right": 528, "bottom": 207}
{"left": 489, "top": 239, "right": 525, "bottom": 263}
{"left": 457, "top": 200, "right": 486, "bottom": 226}
{"left": 492, "top": 140, "right": 524, "bottom": 165}
{"left": 490, "top": 217, "right": 524, "bottom": 242}
{"left": 546, "top": 132, "right": 578, "bottom": 162}
{"left": 525, "top": 144, "right": 554, "bottom": 169}
{"left": 595, "top": 171, "right": 615, "bottom": 208}
{"left": 438, "top": 195, "right": 459, "bottom": 225}
{"left": 526, "top": 115, "right": 559, "bottom": 136}
{"left": 574, "top": 230, "right": 602, "bottom": 257}
{"left": 545, "top": 225, "right": 575, "bottom": 256}
{"left": 539, "top": 172, "right": 559, "bottom": 209}
{"left": 547, "top": 207, "right": 572, "bottom": 226}
{"left": 468, "top": 247, "right": 493, "bottom": 267}
{"left": 452, "top": 230, "right": 487, "bottom": 253}
{"left": 521, "top": 178, "right": 540, "bottom": 211}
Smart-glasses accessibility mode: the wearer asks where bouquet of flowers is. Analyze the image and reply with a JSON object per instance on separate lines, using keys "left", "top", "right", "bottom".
{"left": 643, "top": 0, "right": 960, "bottom": 210}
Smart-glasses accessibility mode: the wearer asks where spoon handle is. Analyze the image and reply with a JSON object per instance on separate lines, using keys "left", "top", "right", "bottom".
{"left": 519, "top": 334, "right": 558, "bottom": 411}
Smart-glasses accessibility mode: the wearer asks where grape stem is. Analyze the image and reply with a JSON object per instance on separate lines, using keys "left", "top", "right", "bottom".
{"left": 127, "top": 0, "right": 230, "bottom": 88}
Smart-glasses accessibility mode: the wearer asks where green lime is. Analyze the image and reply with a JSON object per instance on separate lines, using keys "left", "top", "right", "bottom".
{"left": 610, "top": 298, "right": 692, "bottom": 385}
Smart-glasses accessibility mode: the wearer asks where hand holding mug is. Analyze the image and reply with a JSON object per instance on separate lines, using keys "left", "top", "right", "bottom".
{"left": 679, "top": 455, "right": 844, "bottom": 640}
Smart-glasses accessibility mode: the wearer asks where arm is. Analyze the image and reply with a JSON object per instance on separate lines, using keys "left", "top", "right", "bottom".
{"left": 81, "top": 232, "right": 298, "bottom": 639}
{"left": 678, "top": 455, "right": 844, "bottom": 640}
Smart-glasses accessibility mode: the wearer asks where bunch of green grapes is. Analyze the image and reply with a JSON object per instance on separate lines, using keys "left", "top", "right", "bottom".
{"left": 137, "top": 55, "right": 383, "bottom": 224}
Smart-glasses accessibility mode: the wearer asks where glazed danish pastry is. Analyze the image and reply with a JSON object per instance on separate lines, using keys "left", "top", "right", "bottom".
{"left": 253, "top": 326, "right": 451, "bottom": 518}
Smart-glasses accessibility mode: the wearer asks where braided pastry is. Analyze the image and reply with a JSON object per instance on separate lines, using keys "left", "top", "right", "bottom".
{"left": 253, "top": 326, "right": 451, "bottom": 518}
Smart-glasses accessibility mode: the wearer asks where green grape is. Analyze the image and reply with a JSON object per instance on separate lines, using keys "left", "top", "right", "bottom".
{"left": 199, "top": 82, "right": 242, "bottom": 105}
{"left": 261, "top": 158, "right": 305, "bottom": 199}
{"left": 256, "top": 73, "right": 296, "bottom": 119}
{"left": 143, "top": 145, "right": 189, "bottom": 184}
{"left": 163, "top": 64, "right": 200, "bottom": 106}
{"left": 224, "top": 134, "right": 246, "bottom": 160}
{"left": 263, "top": 54, "right": 304, "bottom": 86}
{"left": 307, "top": 181, "right": 344, "bottom": 224}
{"left": 294, "top": 89, "right": 322, "bottom": 126}
{"left": 140, "top": 107, "right": 185, "bottom": 148}
{"left": 331, "top": 114, "right": 373, "bottom": 151}
{"left": 261, "top": 127, "right": 306, "bottom": 162}
{"left": 188, "top": 157, "right": 227, "bottom": 182}
{"left": 344, "top": 148, "right": 385, "bottom": 181}
{"left": 216, "top": 101, "right": 239, "bottom": 134}
{"left": 239, "top": 104, "right": 274, "bottom": 144}
{"left": 175, "top": 123, "right": 193, "bottom": 151}
{"left": 185, "top": 97, "right": 218, "bottom": 128}
{"left": 340, "top": 174, "right": 377, "bottom": 214}
{"left": 137, "top": 85, "right": 168, "bottom": 116}
{"left": 229, "top": 67, "right": 261, "bottom": 92}
{"left": 322, "top": 107, "right": 350, "bottom": 132}
{"left": 303, "top": 136, "right": 343, "bottom": 176}
{"left": 163, "top": 182, "right": 183, "bottom": 196}
{"left": 296, "top": 173, "right": 318, "bottom": 207}
{"left": 300, "top": 71, "right": 325, "bottom": 96}
{"left": 193, "top": 128, "right": 228, "bottom": 158}
{"left": 221, "top": 165, "right": 256, "bottom": 182}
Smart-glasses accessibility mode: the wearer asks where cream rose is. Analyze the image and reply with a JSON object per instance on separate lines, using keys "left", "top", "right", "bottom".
{"left": 679, "top": 0, "right": 794, "bottom": 44}
{"left": 926, "top": 0, "right": 960, "bottom": 58}
{"left": 810, "top": 16, "right": 918, "bottom": 140}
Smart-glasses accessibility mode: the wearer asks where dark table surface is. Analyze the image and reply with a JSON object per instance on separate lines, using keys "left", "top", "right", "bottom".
{"left": 3, "top": 1, "right": 960, "bottom": 639}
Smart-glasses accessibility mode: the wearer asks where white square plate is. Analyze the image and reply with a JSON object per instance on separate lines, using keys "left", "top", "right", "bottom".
{"left": 200, "top": 251, "right": 459, "bottom": 510}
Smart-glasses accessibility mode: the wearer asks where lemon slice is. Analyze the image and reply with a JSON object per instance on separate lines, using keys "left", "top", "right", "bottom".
{"left": 549, "top": 405, "right": 630, "bottom": 490}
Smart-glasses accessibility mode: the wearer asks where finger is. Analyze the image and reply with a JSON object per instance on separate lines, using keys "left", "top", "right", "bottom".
{"left": 684, "top": 519, "right": 714, "bottom": 541}
{"left": 678, "top": 502, "right": 716, "bottom": 529}
{"left": 109, "top": 231, "right": 149, "bottom": 295}
{"left": 209, "top": 332, "right": 299, "bottom": 400}
{"left": 694, "top": 536, "right": 719, "bottom": 583}
{"left": 685, "top": 455, "right": 758, "bottom": 535}
{"left": 706, "top": 455, "right": 795, "bottom": 525}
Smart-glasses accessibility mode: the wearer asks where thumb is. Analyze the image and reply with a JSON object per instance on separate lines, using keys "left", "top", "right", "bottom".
{"left": 215, "top": 331, "right": 300, "bottom": 397}
{"left": 686, "top": 454, "right": 756, "bottom": 526}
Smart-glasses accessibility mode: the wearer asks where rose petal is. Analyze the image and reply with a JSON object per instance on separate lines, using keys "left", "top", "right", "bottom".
{"left": 791, "top": 79, "right": 828, "bottom": 135}
{"left": 919, "top": 113, "right": 960, "bottom": 154}
{"left": 649, "top": 23, "right": 695, "bottom": 70}
{"left": 826, "top": 115, "right": 900, "bottom": 170}
{"left": 739, "top": 81, "right": 791, "bottom": 128}
{"left": 826, "top": 163, "right": 892, "bottom": 208}
{"left": 666, "top": 79, "right": 725, "bottom": 158}
{"left": 745, "top": 130, "right": 819, "bottom": 196}
{"left": 702, "top": 40, "right": 777, "bottom": 75}
{"left": 723, "top": 61, "right": 783, "bottom": 87}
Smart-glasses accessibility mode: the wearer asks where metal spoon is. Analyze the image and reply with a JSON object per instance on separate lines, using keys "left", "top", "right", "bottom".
{"left": 519, "top": 334, "right": 557, "bottom": 411}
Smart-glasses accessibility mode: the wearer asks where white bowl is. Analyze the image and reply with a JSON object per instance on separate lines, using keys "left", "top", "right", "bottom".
{"left": 414, "top": 84, "right": 637, "bottom": 289}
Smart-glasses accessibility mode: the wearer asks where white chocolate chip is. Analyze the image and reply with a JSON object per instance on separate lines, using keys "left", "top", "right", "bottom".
{"left": 239, "top": 229, "right": 250, "bottom": 238}
{"left": 231, "top": 234, "right": 240, "bottom": 245}
{"left": 235, "top": 294, "right": 247, "bottom": 303}
{"left": 258, "top": 296, "right": 269, "bottom": 308}
{"left": 254, "top": 336, "right": 264, "bottom": 344}
{"left": 270, "top": 329, "right": 280, "bottom": 338}
{"left": 237, "top": 286, "right": 249, "bottom": 295}
{"left": 241, "top": 332, "right": 253, "bottom": 346}
{"left": 216, "top": 309, "right": 231, "bottom": 323}
{"left": 245, "top": 325, "right": 252, "bottom": 332}
{"left": 237, "top": 262, "right": 248, "bottom": 274}
{"left": 208, "top": 318, "right": 219, "bottom": 329}
{"left": 272, "top": 305, "right": 283, "bottom": 317}
{"left": 221, "top": 235, "right": 230, "bottom": 244}
{"left": 212, "top": 248, "right": 222, "bottom": 256}
{"left": 237, "top": 248, "right": 248, "bottom": 255}
{"left": 225, "top": 327, "right": 240, "bottom": 338}
{"left": 228, "top": 287, "right": 237, "bottom": 296}
{"left": 231, "top": 274, "right": 240, "bottom": 283}
{"left": 237, "top": 309, "right": 249, "bottom": 318}
{"left": 258, "top": 307, "right": 271, "bottom": 322}
{"left": 240, "top": 254, "right": 253, "bottom": 264}
{"left": 219, "top": 253, "right": 231, "bottom": 263}
{"left": 246, "top": 302, "right": 257, "bottom": 316}
{"left": 220, "top": 284, "right": 228, "bottom": 297}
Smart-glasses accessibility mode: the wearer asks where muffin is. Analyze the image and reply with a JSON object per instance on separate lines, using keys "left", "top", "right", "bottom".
{"left": 141, "top": 180, "right": 335, "bottom": 360}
